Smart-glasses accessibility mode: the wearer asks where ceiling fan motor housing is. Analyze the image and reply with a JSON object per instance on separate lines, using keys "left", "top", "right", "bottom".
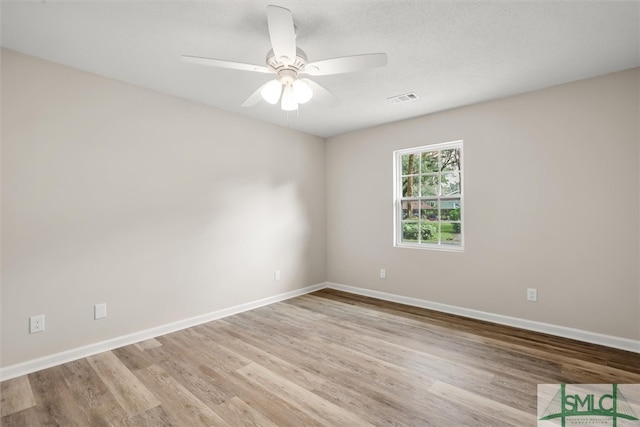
{"left": 266, "top": 48, "right": 308, "bottom": 83}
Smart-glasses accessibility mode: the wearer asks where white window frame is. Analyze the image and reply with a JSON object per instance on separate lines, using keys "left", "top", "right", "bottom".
{"left": 393, "top": 140, "right": 464, "bottom": 251}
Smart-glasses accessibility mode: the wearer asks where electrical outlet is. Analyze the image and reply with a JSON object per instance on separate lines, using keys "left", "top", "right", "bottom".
{"left": 274, "top": 270, "right": 281, "bottom": 281}
{"left": 29, "top": 314, "right": 45, "bottom": 333}
{"left": 527, "top": 288, "right": 538, "bottom": 302}
{"left": 94, "top": 303, "right": 107, "bottom": 320}
{"left": 380, "top": 268, "right": 386, "bottom": 279}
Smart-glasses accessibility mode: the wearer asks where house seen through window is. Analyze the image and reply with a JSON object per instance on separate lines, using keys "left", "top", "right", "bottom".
{"left": 394, "top": 141, "right": 463, "bottom": 250}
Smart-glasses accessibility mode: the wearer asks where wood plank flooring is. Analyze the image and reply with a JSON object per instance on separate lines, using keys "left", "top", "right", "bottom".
{"left": 2, "top": 289, "right": 639, "bottom": 426}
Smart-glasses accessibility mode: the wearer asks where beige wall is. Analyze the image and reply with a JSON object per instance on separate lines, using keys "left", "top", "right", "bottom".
{"left": 327, "top": 68, "right": 640, "bottom": 341}
{"left": 1, "top": 49, "right": 326, "bottom": 366}
{"left": 2, "top": 48, "right": 638, "bottom": 369}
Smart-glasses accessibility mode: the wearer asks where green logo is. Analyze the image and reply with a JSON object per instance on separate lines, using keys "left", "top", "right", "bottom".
{"left": 539, "top": 384, "right": 639, "bottom": 427}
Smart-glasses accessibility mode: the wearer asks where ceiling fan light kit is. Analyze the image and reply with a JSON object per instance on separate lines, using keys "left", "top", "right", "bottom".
{"left": 261, "top": 80, "right": 283, "bottom": 104}
{"left": 292, "top": 80, "right": 313, "bottom": 104}
{"left": 281, "top": 84, "right": 298, "bottom": 111}
{"left": 182, "top": 5, "right": 387, "bottom": 112}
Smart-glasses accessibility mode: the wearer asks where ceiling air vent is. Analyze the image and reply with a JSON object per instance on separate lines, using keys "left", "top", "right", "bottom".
{"left": 387, "top": 92, "right": 420, "bottom": 104}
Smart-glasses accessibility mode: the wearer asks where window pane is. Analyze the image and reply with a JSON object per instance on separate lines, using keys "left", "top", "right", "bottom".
{"left": 440, "top": 199, "right": 461, "bottom": 221}
{"left": 442, "top": 222, "right": 462, "bottom": 245}
{"left": 402, "top": 221, "right": 419, "bottom": 242}
{"left": 441, "top": 148, "right": 461, "bottom": 172}
{"left": 395, "top": 142, "right": 463, "bottom": 250}
{"left": 402, "top": 153, "right": 418, "bottom": 175}
{"left": 402, "top": 176, "right": 419, "bottom": 197}
{"left": 420, "top": 222, "right": 439, "bottom": 243}
{"left": 420, "top": 175, "right": 439, "bottom": 196}
{"left": 402, "top": 201, "right": 419, "bottom": 220}
{"left": 441, "top": 172, "right": 461, "bottom": 196}
{"left": 420, "top": 200, "right": 438, "bottom": 221}
{"left": 421, "top": 151, "right": 439, "bottom": 173}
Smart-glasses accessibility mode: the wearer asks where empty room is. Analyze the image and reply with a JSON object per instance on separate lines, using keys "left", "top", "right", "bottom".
{"left": 1, "top": 1, "right": 639, "bottom": 426}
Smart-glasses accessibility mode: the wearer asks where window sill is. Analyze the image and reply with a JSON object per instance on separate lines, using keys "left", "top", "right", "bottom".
{"left": 394, "top": 243, "right": 464, "bottom": 252}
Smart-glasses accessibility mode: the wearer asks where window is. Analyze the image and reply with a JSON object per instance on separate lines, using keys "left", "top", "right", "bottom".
{"left": 394, "top": 141, "right": 463, "bottom": 250}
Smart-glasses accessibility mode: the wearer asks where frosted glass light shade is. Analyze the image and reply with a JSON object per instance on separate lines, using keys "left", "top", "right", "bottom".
{"left": 292, "top": 79, "right": 313, "bottom": 104}
{"left": 261, "top": 80, "right": 283, "bottom": 104}
{"left": 281, "top": 84, "right": 298, "bottom": 111}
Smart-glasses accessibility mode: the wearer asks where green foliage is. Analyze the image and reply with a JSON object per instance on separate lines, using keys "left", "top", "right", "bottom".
{"left": 447, "top": 208, "right": 461, "bottom": 234}
{"left": 402, "top": 222, "right": 437, "bottom": 242}
{"left": 421, "top": 223, "right": 437, "bottom": 240}
{"left": 449, "top": 208, "right": 460, "bottom": 220}
{"left": 440, "top": 222, "right": 461, "bottom": 240}
{"left": 421, "top": 152, "right": 439, "bottom": 173}
{"left": 440, "top": 148, "right": 461, "bottom": 171}
{"left": 402, "top": 222, "right": 419, "bottom": 241}
{"left": 402, "top": 149, "right": 461, "bottom": 197}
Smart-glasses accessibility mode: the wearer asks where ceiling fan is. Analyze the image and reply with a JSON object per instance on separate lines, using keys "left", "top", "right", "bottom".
{"left": 181, "top": 5, "right": 387, "bottom": 111}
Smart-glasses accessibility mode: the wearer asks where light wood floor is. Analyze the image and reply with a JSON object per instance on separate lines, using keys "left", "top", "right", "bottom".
{"left": 2, "top": 289, "right": 639, "bottom": 426}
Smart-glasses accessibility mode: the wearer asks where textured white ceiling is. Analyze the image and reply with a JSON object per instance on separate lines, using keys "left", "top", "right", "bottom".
{"left": 2, "top": 1, "right": 639, "bottom": 138}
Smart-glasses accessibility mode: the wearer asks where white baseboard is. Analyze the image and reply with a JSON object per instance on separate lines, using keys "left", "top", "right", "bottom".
{"left": 3, "top": 280, "right": 637, "bottom": 381}
{"left": 326, "top": 282, "right": 640, "bottom": 354}
{"left": 0, "top": 283, "right": 326, "bottom": 382}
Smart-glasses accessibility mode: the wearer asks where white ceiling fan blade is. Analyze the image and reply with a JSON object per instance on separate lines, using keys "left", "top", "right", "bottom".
{"left": 267, "top": 5, "right": 296, "bottom": 64}
{"left": 181, "top": 55, "right": 270, "bottom": 73}
{"left": 300, "top": 78, "right": 339, "bottom": 106}
{"left": 303, "top": 53, "right": 387, "bottom": 76}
